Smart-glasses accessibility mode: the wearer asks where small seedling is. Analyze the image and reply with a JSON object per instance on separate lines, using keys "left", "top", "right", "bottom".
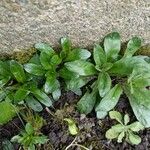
{"left": 11, "top": 123, "right": 48, "bottom": 150}
{"left": 106, "top": 111, "right": 144, "bottom": 145}
{"left": 64, "top": 118, "right": 79, "bottom": 136}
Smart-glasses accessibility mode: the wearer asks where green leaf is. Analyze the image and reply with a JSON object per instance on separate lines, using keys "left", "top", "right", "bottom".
{"left": 95, "top": 84, "right": 123, "bottom": 119}
{"left": 29, "top": 54, "right": 41, "bottom": 65}
{"left": 2, "top": 140, "right": 15, "bottom": 150}
{"left": 40, "top": 51, "right": 52, "bottom": 70}
{"left": 66, "top": 48, "right": 91, "bottom": 61}
{"left": 14, "top": 87, "right": 30, "bottom": 103}
{"left": 25, "top": 96, "right": 43, "bottom": 112}
{"left": 124, "top": 114, "right": 130, "bottom": 125}
{"left": 52, "top": 88, "right": 61, "bottom": 101}
{"left": 129, "top": 122, "right": 144, "bottom": 132}
{"left": 61, "top": 37, "right": 71, "bottom": 54}
{"left": 93, "top": 44, "right": 106, "bottom": 67}
{"left": 0, "top": 77, "right": 11, "bottom": 88}
{"left": 25, "top": 123, "right": 34, "bottom": 135}
{"left": 104, "top": 32, "right": 121, "bottom": 61}
{"left": 105, "top": 128, "right": 120, "bottom": 140}
{"left": 0, "top": 61, "right": 11, "bottom": 77}
{"left": 50, "top": 54, "right": 62, "bottom": 66}
{"left": 0, "top": 102, "right": 17, "bottom": 125}
{"left": 98, "top": 72, "right": 111, "bottom": 97}
{"left": 44, "top": 75, "right": 60, "bottom": 94}
{"left": 33, "top": 136, "right": 48, "bottom": 144}
{"left": 117, "top": 131, "right": 125, "bottom": 143}
{"left": 128, "top": 132, "right": 141, "bottom": 145}
{"left": 34, "top": 43, "right": 55, "bottom": 55}
{"left": 77, "top": 82, "right": 97, "bottom": 114}
{"left": 31, "top": 89, "right": 52, "bottom": 107}
{"left": 24, "top": 63, "right": 45, "bottom": 76}
{"left": 10, "top": 60, "right": 26, "bottom": 83}
{"left": 64, "top": 118, "right": 78, "bottom": 135}
{"left": 65, "top": 60, "right": 97, "bottom": 76}
{"left": 124, "top": 86, "right": 150, "bottom": 127}
{"left": 124, "top": 37, "right": 141, "bottom": 58}
{"left": 109, "top": 56, "right": 148, "bottom": 76}
{"left": 109, "top": 111, "right": 123, "bottom": 124}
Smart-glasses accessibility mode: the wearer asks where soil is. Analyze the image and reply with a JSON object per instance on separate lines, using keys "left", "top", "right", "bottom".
{"left": 0, "top": 91, "right": 150, "bottom": 150}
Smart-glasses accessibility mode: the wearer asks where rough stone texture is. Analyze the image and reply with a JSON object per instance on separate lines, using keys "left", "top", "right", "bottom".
{"left": 0, "top": 0, "right": 150, "bottom": 55}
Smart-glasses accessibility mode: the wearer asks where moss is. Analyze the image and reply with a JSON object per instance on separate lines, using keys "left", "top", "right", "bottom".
{"left": 137, "top": 44, "right": 150, "bottom": 56}
{"left": 10, "top": 47, "right": 37, "bottom": 64}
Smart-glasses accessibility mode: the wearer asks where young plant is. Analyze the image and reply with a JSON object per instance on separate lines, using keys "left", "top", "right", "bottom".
{"left": 65, "top": 32, "right": 150, "bottom": 127}
{"left": 106, "top": 111, "right": 144, "bottom": 145}
{"left": 11, "top": 123, "right": 48, "bottom": 150}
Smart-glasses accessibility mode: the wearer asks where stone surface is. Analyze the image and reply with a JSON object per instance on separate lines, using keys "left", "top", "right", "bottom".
{"left": 0, "top": 0, "right": 150, "bottom": 55}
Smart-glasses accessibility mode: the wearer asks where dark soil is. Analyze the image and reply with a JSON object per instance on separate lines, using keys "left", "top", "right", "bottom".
{"left": 0, "top": 91, "right": 150, "bottom": 150}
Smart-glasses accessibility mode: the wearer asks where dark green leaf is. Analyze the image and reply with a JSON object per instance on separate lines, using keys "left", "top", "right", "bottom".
{"left": 25, "top": 96, "right": 43, "bottom": 112}
{"left": 77, "top": 82, "right": 98, "bottom": 114}
{"left": 124, "top": 86, "right": 150, "bottom": 127}
{"left": 95, "top": 84, "right": 123, "bottom": 119}
{"left": 29, "top": 54, "right": 41, "bottom": 65}
{"left": 93, "top": 44, "right": 106, "bottom": 67}
{"left": 31, "top": 89, "right": 52, "bottom": 107}
{"left": 124, "top": 37, "right": 141, "bottom": 58}
{"left": 98, "top": 72, "right": 111, "bottom": 97}
{"left": 40, "top": 51, "right": 52, "bottom": 70}
{"left": 65, "top": 60, "right": 97, "bottom": 76}
{"left": 0, "top": 61, "right": 11, "bottom": 77}
{"left": 104, "top": 32, "right": 121, "bottom": 61}
{"left": 14, "top": 87, "right": 30, "bottom": 103}
{"left": 24, "top": 63, "right": 45, "bottom": 76}
{"left": 10, "top": 60, "right": 26, "bottom": 83}
{"left": 2, "top": 140, "right": 15, "bottom": 150}
{"left": 0, "top": 102, "right": 18, "bottom": 125}
{"left": 66, "top": 48, "right": 91, "bottom": 61}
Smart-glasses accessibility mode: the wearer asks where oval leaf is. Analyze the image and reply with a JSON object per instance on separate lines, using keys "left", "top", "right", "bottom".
{"left": 109, "top": 111, "right": 123, "bottom": 124}
{"left": 65, "top": 60, "right": 97, "bottom": 76}
{"left": 10, "top": 60, "right": 26, "bottom": 83}
{"left": 104, "top": 32, "right": 121, "bottom": 61}
{"left": 95, "top": 84, "right": 123, "bottom": 119}
{"left": 24, "top": 63, "right": 45, "bottom": 76}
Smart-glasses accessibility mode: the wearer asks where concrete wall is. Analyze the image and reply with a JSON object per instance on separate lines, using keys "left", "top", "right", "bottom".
{"left": 0, "top": 0, "right": 149, "bottom": 55}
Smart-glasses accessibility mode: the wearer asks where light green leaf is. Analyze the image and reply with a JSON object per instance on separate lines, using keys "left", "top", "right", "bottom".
{"left": 124, "top": 86, "right": 150, "bottom": 127}
{"left": 129, "top": 122, "right": 144, "bottom": 132}
{"left": 14, "top": 87, "right": 30, "bottom": 103}
{"left": 25, "top": 123, "right": 34, "bottom": 135}
{"left": 0, "top": 102, "right": 18, "bottom": 125}
{"left": 77, "top": 82, "right": 98, "bottom": 114}
{"left": 26, "top": 96, "right": 43, "bottom": 112}
{"left": 93, "top": 44, "right": 106, "bottom": 67}
{"left": 34, "top": 43, "right": 55, "bottom": 56}
{"left": 117, "top": 131, "right": 125, "bottom": 143}
{"left": 66, "top": 48, "right": 91, "bottom": 61}
{"left": 95, "top": 84, "right": 123, "bottom": 119}
{"left": 105, "top": 128, "right": 120, "bottom": 140}
{"left": 65, "top": 60, "right": 97, "bottom": 76}
{"left": 104, "top": 32, "right": 121, "bottom": 61}
{"left": 33, "top": 136, "right": 48, "bottom": 144}
{"left": 24, "top": 63, "right": 45, "bottom": 76}
{"left": 10, "top": 60, "right": 26, "bottom": 83}
{"left": 124, "top": 37, "right": 141, "bottom": 58}
{"left": 109, "top": 111, "right": 123, "bottom": 124}
{"left": 64, "top": 118, "right": 78, "bottom": 135}
{"left": 124, "top": 114, "right": 130, "bottom": 125}
{"left": 128, "top": 132, "right": 141, "bottom": 145}
{"left": 52, "top": 88, "right": 61, "bottom": 101}
{"left": 61, "top": 37, "right": 71, "bottom": 53}
{"left": 31, "top": 89, "right": 52, "bottom": 107}
{"left": 98, "top": 72, "right": 111, "bottom": 97}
